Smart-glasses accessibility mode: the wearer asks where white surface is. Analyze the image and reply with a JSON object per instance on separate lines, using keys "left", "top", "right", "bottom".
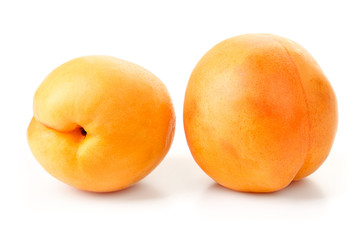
{"left": 1, "top": 0, "right": 359, "bottom": 239}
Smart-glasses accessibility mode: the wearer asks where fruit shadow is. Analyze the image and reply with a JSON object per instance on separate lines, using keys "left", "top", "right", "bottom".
{"left": 68, "top": 182, "right": 165, "bottom": 202}
{"left": 197, "top": 178, "right": 330, "bottom": 219}
{"left": 203, "top": 178, "right": 326, "bottom": 201}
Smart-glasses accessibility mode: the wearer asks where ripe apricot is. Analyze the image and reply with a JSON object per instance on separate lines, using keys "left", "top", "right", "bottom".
{"left": 27, "top": 56, "right": 175, "bottom": 192}
{"left": 183, "top": 34, "right": 337, "bottom": 192}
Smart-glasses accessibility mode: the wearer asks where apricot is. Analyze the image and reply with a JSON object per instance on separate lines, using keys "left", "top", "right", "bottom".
{"left": 27, "top": 56, "right": 175, "bottom": 192}
{"left": 183, "top": 34, "right": 337, "bottom": 192}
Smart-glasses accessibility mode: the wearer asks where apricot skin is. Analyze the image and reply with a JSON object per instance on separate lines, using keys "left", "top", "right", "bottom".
{"left": 183, "top": 34, "right": 337, "bottom": 192}
{"left": 27, "top": 56, "right": 175, "bottom": 192}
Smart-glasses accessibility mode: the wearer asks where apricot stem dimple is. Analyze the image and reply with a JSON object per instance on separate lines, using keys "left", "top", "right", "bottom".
{"left": 80, "top": 127, "right": 87, "bottom": 136}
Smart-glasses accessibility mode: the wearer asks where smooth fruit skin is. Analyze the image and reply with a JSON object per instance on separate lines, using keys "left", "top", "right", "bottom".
{"left": 183, "top": 34, "right": 337, "bottom": 192}
{"left": 27, "top": 56, "right": 175, "bottom": 192}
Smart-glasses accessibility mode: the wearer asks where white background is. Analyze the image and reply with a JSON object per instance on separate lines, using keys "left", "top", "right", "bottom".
{"left": 1, "top": 0, "right": 359, "bottom": 239}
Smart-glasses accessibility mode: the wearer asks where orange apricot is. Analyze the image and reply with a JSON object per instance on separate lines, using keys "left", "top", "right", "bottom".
{"left": 28, "top": 56, "right": 175, "bottom": 192}
{"left": 183, "top": 34, "right": 337, "bottom": 192}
